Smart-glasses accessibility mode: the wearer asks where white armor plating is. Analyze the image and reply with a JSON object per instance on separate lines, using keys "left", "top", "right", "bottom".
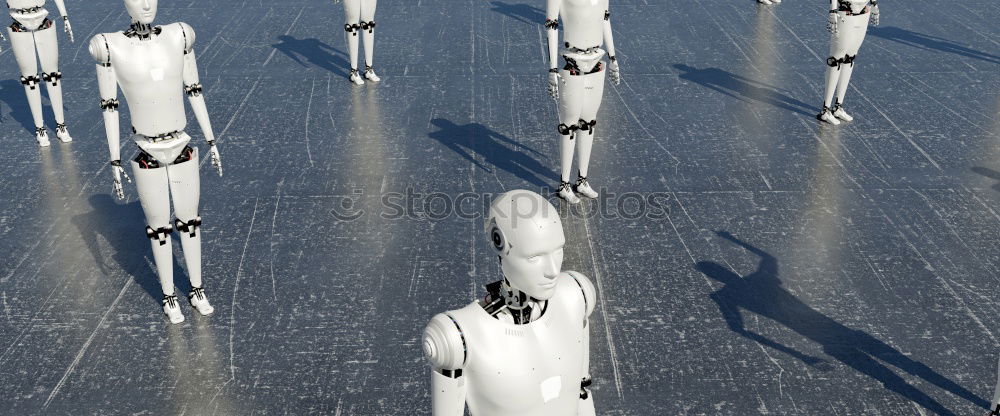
{"left": 90, "top": 0, "right": 220, "bottom": 324}
{"left": 546, "top": 0, "right": 619, "bottom": 204}
{"left": 423, "top": 190, "right": 598, "bottom": 416}
{"left": 4, "top": 0, "right": 73, "bottom": 146}
{"left": 339, "top": 0, "right": 379, "bottom": 84}
{"left": 818, "top": 0, "right": 878, "bottom": 125}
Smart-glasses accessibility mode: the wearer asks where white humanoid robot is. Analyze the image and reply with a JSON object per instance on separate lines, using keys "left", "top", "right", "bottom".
{"left": 89, "top": 0, "right": 223, "bottom": 324}
{"left": 817, "top": 0, "right": 879, "bottom": 125}
{"left": 4, "top": 0, "right": 74, "bottom": 146}
{"left": 336, "top": 0, "right": 380, "bottom": 85}
{"left": 422, "top": 190, "right": 598, "bottom": 416}
{"left": 546, "top": 0, "right": 620, "bottom": 204}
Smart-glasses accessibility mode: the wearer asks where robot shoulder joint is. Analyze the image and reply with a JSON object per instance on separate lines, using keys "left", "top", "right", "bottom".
{"left": 88, "top": 34, "right": 112, "bottom": 66}
{"left": 177, "top": 22, "right": 196, "bottom": 53}
{"left": 564, "top": 271, "right": 597, "bottom": 318}
{"left": 422, "top": 313, "right": 467, "bottom": 370}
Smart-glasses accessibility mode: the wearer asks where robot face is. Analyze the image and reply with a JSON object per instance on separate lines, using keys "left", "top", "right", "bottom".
{"left": 124, "top": 0, "right": 158, "bottom": 24}
{"left": 499, "top": 218, "right": 566, "bottom": 301}
{"left": 487, "top": 190, "right": 566, "bottom": 300}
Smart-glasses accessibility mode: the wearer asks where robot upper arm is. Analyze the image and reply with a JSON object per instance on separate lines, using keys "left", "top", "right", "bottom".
{"left": 565, "top": 271, "right": 597, "bottom": 319}
{"left": 178, "top": 22, "right": 196, "bottom": 54}
{"left": 423, "top": 313, "right": 468, "bottom": 372}
{"left": 88, "top": 34, "right": 112, "bottom": 66}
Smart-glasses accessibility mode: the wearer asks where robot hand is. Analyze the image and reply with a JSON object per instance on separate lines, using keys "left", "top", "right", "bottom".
{"left": 110, "top": 160, "right": 131, "bottom": 200}
{"left": 208, "top": 143, "right": 223, "bottom": 177}
{"left": 548, "top": 70, "right": 560, "bottom": 100}
{"left": 870, "top": 5, "right": 880, "bottom": 26}
{"left": 62, "top": 17, "right": 75, "bottom": 43}
{"left": 608, "top": 60, "right": 621, "bottom": 86}
{"left": 827, "top": 11, "right": 838, "bottom": 34}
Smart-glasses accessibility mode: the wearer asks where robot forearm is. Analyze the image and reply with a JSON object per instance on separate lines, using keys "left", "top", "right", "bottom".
{"left": 430, "top": 370, "right": 467, "bottom": 416}
{"left": 100, "top": 109, "right": 121, "bottom": 162}
{"left": 545, "top": 0, "right": 560, "bottom": 70}
{"left": 187, "top": 94, "right": 216, "bottom": 143}
{"left": 602, "top": 11, "right": 616, "bottom": 59}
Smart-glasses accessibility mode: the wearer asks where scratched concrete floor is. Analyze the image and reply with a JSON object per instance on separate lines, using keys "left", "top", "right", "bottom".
{"left": 0, "top": 0, "right": 998, "bottom": 414}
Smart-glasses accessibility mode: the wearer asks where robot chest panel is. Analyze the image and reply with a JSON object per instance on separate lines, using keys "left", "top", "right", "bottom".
{"left": 114, "top": 43, "right": 184, "bottom": 92}
{"left": 8, "top": 0, "right": 45, "bottom": 9}
{"left": 560, "top": 0, "right": 606, "bottom": 47}
{"left": 464, "top": 314, "right": 586, "bottom": 414}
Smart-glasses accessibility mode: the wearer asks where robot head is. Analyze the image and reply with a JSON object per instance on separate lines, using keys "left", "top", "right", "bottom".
{"left": 124, "top": 0, "right": 158, "bottom": 25}
{"left": 485, "top": 190, "right": 565, "bottom": 300}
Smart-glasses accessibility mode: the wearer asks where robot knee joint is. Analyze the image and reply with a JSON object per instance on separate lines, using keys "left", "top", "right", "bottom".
{"left": 558, "top": 123, "right": 579, "bottom": 137}
{"left": 344, "top": 23, "right": 360, "bottom": 36}
{"left": 146, "top": 225, "right": 173, "bottom": 245}
{"left": 41, "top": 71, "right": 62, "bottom": 86}
{"left": 174, "top": 216, "right": 203, "bottom": 238}
{"left": 843, "top": 54, "right": 857, "bottom": 66}
{"left": 578, "top": 119, "right": 597, "bottom": 135}
{"left": 359, "top": 20, "right": 376, "bottom": 33}
{"left": 20, "top": 74, "right": 40, "bottom": 90}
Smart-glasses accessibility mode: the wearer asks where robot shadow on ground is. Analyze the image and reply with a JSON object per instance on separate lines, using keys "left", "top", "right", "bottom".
{"left": 427, "top": 118, "right": 557, "bottom": 188}
{"left": 971, "top": 166, "right": 1000, "bottom": 192}
{"left": 0, "top": 79, "right": 47, "bottom": 134}
{"left": 870, "top": 27, "right": 1000, "bottom": 65}
{"left": 271, "top": 35, "right": 350, "bottom": 78}
{"left": 697, "top": 231, "right": 989, "bottom": 415}
{"left": 71, "top": 194, "right": 174, "bottom": 304}
{"left": 673, "top": 64, "right": 814, "bottom": 117}
{"left": 489, "top": 1, "right": 545, "bottom": 25}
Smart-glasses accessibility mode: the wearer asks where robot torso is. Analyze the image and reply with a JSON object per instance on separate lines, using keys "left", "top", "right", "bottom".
{"left": 101, "top": 23, "right": 189, "bottom": 137}
{"left": 560, "top": 0, "right": 609, "bottom": 50}
{"left": 447, "top": 273, "right": 589, "bottom": 416}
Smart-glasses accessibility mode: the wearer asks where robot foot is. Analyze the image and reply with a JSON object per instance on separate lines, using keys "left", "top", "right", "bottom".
{"left": 188, "top": 287, "right": 215, "bottom": 316}
{"left": 832, "top": 104, "right": 853, "bottom": 122}
{"left": 35, "top": 127, "right": 50, "bottom": 147}
{"left": 575, "top": 176, "right": 599, "bottom": 199}
{"left": 364, "top": 65, "right": 381, "bottom": 82}
{"left": 816, "top": 106, "right": 841, "bottom": 126}
{"left": 55, "top": 123, "right": 72, "bottom": 143}
{"left": 349, "top": 69, "right": 366, "bottom": 86}
{"left": 163, "top": 295, "right": 185, "bottom": 324}
{"left": 558, "top": 181, "right": 581, "bottom": 204}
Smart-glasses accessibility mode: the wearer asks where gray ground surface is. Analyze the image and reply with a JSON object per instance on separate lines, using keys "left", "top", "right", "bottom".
{"left": 0, "top": 0, "right": 998, "bottom": 414}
